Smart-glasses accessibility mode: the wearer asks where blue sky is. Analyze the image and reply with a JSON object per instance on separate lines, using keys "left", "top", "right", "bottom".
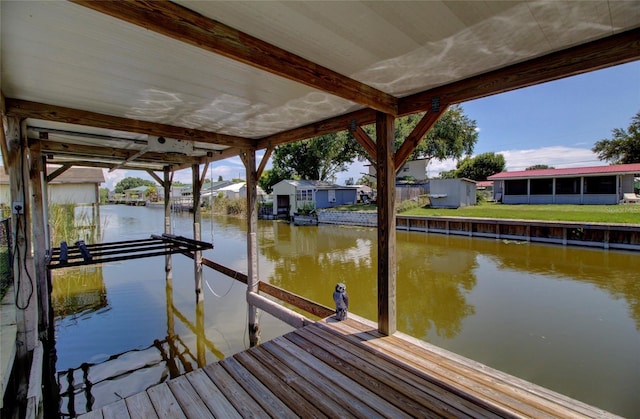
{"left": 105, "top": 60, "right": 639, "bottom": 189}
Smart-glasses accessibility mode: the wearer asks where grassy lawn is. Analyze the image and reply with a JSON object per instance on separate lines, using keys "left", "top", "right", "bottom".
{"left": 0, "top": 248, "right": 10, "bottom": 301}
{"left": 333, "top": 202, "right": 640, "bottom": 224}
{"left": 403, "top": 202, "right": 640, "bottom": 224}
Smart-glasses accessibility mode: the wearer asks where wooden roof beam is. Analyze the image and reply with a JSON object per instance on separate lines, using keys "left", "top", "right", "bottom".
{"left": 6, "top": 99, "right": 254, "bottom": 148}
{"left": 0, "top": 92, "right": 9, "bottom": 173}
{"left": 350, "top": 126, "right": 376, "bottom": 163}
{"left": 71, "top": 0, "right": 398, "bottom": 116}
{"left": 172, "top": 146, "right": 243, "bottom": 172}
{"left": 33, "top": 139, "right": 194, "bottom": 166}
{"left": 46, "top": 163, "right": 72, "bottom": 183}
{"left": 257, "top": 147, "right": 273, "bottom": 179}
{"left": 394, "top": 106, "right": 448, "bottom": 170}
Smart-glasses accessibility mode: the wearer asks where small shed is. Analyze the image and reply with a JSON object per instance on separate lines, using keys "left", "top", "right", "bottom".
{"left": 0, "top": 165, "right": 104, "bottom": 206}
{"left": 215, "top": 182, "right": 246, "bottom": 199}
{"left": 272, "top": 180, "right": 358, "bottom": 217}
{"left": 429, "top": 178, "right": 476, "bottom": 209}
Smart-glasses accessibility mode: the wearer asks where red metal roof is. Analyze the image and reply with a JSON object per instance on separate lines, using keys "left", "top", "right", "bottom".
{"left": 488, "top": 163, "right": 640, "bottom": 180}
{"left": 476, "top": 181, "right": 494, "bottom": 187}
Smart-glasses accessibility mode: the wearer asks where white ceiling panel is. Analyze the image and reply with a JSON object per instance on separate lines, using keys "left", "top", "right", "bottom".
{"left": 1, "top": 0, "right": 638, "bottom": 172}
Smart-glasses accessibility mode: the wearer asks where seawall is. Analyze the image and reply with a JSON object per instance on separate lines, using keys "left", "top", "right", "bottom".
{"left": 317, "top": 211, "right": 640, "bottom": 251}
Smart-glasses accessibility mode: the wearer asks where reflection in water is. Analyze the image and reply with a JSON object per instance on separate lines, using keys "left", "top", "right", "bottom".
{"left": 54, "top": 252, "right": 215, "bottom": 416}
{"left": 53, "top": 206, "right": 640, "bottom": 417}
{"left": 261, "top": 223, "right": 480, "bottom": 341}
{"left": 396, "top": 234, "right": 477, "bottom": 340}
{"left": 51, "top": 266, "right": 108, "bottom": 319}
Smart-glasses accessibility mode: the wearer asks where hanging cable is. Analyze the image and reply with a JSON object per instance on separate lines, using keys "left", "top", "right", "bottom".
{"left": 203, "top": 270, "right": 235, "bottom": 299}
{"left": 14, "top": 146, "right": 34, "bottom": 310}
{"left": 207, "top": 167, "right": 215, "bottom": 247}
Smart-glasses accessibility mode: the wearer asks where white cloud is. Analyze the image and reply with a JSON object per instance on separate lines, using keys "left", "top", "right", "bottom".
{"left": 498, "top": 146, "right": 602, "bottom": 171}
{"left": 103, "top": 169, "right": 126, "bottom": 190}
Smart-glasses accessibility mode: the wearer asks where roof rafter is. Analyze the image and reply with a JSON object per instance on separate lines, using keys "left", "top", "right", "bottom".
{"left": 70, "top": 0, "right": 398, "bottom": 116}
{"left": 6, "top": 99, "right": 254, "bottom": 148}
{"left": 32, "top": 138, "right": 193, "bottom": 166}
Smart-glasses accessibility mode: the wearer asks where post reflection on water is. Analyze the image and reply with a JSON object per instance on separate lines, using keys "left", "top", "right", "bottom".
{"left": 54, "top": 256, "right": 218, "bottom": 417}
{"left": 53, "top": 206, "right": 640, "bottom": 417}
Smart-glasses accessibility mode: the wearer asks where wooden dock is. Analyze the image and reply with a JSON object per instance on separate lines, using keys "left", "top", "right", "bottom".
{"left": 79, "top": 316, "right": 618, "bottom": 418}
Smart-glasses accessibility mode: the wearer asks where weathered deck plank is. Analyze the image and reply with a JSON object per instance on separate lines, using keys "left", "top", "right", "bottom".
{"left": 146, "top": 383, "right": 187, "bottom": 419}
{"left": 221, "top": 356, "right": 298, "bottom": 418}
{"left": 323, "top": 318, "right": 613, "bottom": 418}
{"left": 184, "top": 369, "right": 241, "bottom": 418}
{"left": 246, "top": 344, "right": 347, "bottom": 417}
{"left": 79, "top": 316, "right": 620, "bottom": 419}
{"left": 167, "top": 375, "right": 214, "bottom": 418}
{"left": 324, "top": 318, "right": 548, "bottom": 417}
{"left": 101, "top": 399, "right": 129, "bottom": 419}
{"left": 203, "top": 363, "right": 267, "bottom": 417}
{"left": 262, "top": 338, "right": 381, "bottom": 418}
{"left": 275, "top": 334, "right": 411, "bottom": 418}
{"left": 297, "top": 323, "right": 498, "bottom": 418}
{"left": 124, "top": 391, "right": 158, "bottom": 419}
{"left": 233, "top": 350, "right": 328, "bottom": 419}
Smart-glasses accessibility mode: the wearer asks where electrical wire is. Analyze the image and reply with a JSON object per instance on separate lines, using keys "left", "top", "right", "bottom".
{"left": 14, "top": 146, "right": 34, "bottom": 310}
{"left": 203, "top": 272, "right": 235, "bottom": 299}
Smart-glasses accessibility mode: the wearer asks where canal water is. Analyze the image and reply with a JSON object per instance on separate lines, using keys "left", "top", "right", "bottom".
{"left": 53, "top": 205, "right": 640, "bottom": 417}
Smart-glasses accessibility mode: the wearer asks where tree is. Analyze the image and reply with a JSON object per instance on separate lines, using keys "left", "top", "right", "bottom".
{"left": 99, "top": 187, "right": 109, "bottom": 204}
{"left": 526, "top": 164, "right": 554, "bottom": 170}
{"left": 360, "top": 105, "right": 479, "bottom": 164}
{"left": 261, "top": 131, "right": 359, "bottom": 192}
{"left": 259, "top": 168, "right": 290, "bottom": 194}
{"left": 592, "top": 111, "right": 640, "bottom": 164}
{"left": 114, "top": 177, "right": 157, "bottom": 194}
{"left": 454, "top": 152, "right": 506, "bottom": 181}
{"left": 357, "top": 175, "right": 375, "bottom": 188}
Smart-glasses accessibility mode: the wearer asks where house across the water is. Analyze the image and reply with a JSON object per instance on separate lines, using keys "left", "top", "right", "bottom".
{"left": 272, "top": 180, "right": 358, "bottom": 218}
{"left": 488, "top": 163, "right": 640, "bottom": 204}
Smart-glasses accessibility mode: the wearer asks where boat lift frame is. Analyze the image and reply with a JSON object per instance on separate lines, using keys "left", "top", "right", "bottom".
{"left": 47, "top": 234, "right": 213, "bottom": 270}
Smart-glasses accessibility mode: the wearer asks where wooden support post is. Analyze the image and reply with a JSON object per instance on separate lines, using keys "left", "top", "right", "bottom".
{"left": 376, "top": 112, "right": 396, "bottom": 335}
{"left": 94, "top": 180, "right": 101, "bottom": 241}
{"left": 192, "top": 164, "right": 203, "bottom": 303}
{"left": 40, "top": 158, "right": 51, "bottom": 251}
{"left": 28, "top": 142, "right": 50, "bottom": 340}
{"left": 243, "top": 148, "right": 260, "bottom": 346}
{"left": 6, "top": 117, "right": 37, "bottom": 402}
{"left": 164, "top": 167, "right": 175, "bottom": 348}
{"left": 195, "top": 301, "right": 206, "bottom": 368}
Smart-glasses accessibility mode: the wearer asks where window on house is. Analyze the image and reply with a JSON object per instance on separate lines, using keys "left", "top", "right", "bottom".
{"left": 530, "top": 178, "right": 553, "bottom": 195}
{"left": 556, "top": 177, "right": 580, "bottom": 194}
{"left": 504, "top": 179, "right": 527, "bottom": 195}
{"left": 584, "top": 176, "right": 615, "bottom": 194}
{"left": 296, "top": 189, "right": 313, "bottom": 201}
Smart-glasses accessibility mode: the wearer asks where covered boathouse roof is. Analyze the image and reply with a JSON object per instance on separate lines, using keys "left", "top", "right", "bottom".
{"left": 1, "top": 1, "right": 638, "bottom": 172}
